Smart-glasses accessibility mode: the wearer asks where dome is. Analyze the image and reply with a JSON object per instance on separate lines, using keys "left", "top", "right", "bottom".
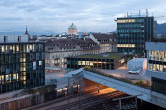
{"left": 68, "top": 23, "right": 77, "bottom": 29}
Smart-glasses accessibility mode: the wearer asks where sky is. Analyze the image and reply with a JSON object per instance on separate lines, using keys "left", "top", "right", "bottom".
{"left": 0, "top": 0, "right": 166, "bottom": 33}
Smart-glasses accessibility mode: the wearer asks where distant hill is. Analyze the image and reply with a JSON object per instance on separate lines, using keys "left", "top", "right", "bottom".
{"left": 0, "top": 30, "right": 58, "bottom": 35}
{"left": 157, "top": 23, "right": 166, "bottom": 34}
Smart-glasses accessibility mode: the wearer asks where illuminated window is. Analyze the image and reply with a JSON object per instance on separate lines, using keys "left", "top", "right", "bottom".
{"left": 160, "top": 64, "right": 163, "bottom": 72}
{"left": 90, "top": 61, "right": 93, "bottom": 66}
{"left": 78, "top": 61, "right": 81, "bottom": 65}
{"left": 82, "top": 61, "right": 85, "bottom": 65}
{"left": 30, "top": 44, "right": 33, "bottom": 52}
{"left": 2, "top": 45, "right": 5, "bottom": 52}
{"left": 0, "top": 75, "right": 4, "bottom": 84}
{"left": 148, "top": 63, "right": 152, "bottom": 71}
{"left": 86, "top": 61, "right": 89, "bottom": 65}
{"left": 13, "top": 73, "right": 18, "bottom": 82}
{"left": 13, "top": 45, "right": 15, "bottom": 53}
{"left": 39, "top": 61, "right": 42, "bottom": 65}
{"left": 16, "top": 45, "right": 19, "bottom": 52}
{"left": 6, "top": 74, "right": 11, "bottom": 83}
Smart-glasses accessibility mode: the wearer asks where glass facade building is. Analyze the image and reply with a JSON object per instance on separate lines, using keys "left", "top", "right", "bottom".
{"left": 117, "top": 16, "right": 155, "bottom": 53}
{"left": 67, "top": 53, "right": 125, "bottom": 72}
{"left": 146, "top": 42, "right": 166, "bottom": 95}
{"left": 0, "top": 42, "right": 45, "bottom": 94}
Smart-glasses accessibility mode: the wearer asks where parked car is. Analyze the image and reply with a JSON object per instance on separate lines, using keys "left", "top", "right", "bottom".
{"left": 128, "top": 69, "right": 141, "bottom": 74}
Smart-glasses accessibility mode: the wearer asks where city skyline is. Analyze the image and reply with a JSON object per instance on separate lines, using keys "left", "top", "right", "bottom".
{"left": 0, "top": 0, "right": 166, "bottom": 33}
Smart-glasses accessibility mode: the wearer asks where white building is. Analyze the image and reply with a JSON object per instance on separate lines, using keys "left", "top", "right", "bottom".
{"left": 0, "top": 35, "right": 29, "bottom": 43}
{"left": 127, "top": 58, "right": 147, "bottom": 70}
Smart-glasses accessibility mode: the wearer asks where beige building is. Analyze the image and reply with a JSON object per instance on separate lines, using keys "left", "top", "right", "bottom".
{"left": 89, "top": 33, "right": 117, "bottom": 53}
{"left": 68, "top": 23, "right": 77, "bottom": 35}
{"left": 45, "top": 38, "right": 100, "bottom": 68}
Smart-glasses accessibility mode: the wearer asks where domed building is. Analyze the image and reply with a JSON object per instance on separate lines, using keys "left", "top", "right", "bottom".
{"left": 68, "top": 23, "right": 77, "bottom": 35}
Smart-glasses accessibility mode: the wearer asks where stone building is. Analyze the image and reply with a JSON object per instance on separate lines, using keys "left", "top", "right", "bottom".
{"left": 67, "top": 23, "right": 77, "bottom": 35}
{"left": 89, "top": 33, "right": 117, "bottom": 53}
{"left": 45, "top": 38, "right": 100, "bottom": 68}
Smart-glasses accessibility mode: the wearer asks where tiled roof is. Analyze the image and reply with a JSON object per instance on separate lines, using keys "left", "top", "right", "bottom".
{"left": 46, "top": 38, "right": 100, "bottom": 51}
{"left": 92, "top": 33, "right": 117, "bottom": 44}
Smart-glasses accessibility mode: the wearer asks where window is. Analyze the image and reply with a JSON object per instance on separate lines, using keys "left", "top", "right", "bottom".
{"left": 4, "top": 36, "right": 7, "bottom": 42}
{"left": 16, "top": 45, "right": 19, "bottom": 52}
{"left": 39, "top": 61, "right": 42, "bottom": 65}
{"left": 18, "top": 36, "right": 21, "bottom": 42}
{"left": 33, "top": 61, "right": 36, "bottom": 70}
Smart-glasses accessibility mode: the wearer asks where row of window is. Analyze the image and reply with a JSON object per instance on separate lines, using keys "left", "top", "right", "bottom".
{"left": 148, "top": 63, "right": 166, "bottom": 72}
{"left": 117, "top": 19, "right": 144, "bottom": 23}
{"left": 0, "top": 44, "right": 44, "bottom": 54}
{"left": 117, "top": 24, "right": 144, "bottom": 28}
{"left": 117, "top": 44, "right": 135, "bottom": 48}
{"left": 117, "top": 40, "right": 145, "bottom": 44}
{"left": 0, "top": 53, "right": 44, "bottom": 63}
{"left": 148, "top": 50, "right": 166, "bottom": 61}
{"left": 117, "top": 29, "right": 144, "bottom": 33}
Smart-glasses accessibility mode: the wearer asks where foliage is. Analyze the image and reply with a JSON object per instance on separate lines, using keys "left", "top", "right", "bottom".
{"left": 27, "top": 88, "right": 36, "bottom": 94}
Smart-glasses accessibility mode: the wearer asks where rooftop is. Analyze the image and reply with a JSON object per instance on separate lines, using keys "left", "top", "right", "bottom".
{"left": 72, "top": 53, "right": 124, "bottom": 59}
{"left": 129, "top": 58, "right": 147, "bottom": 62}
{"left": 68, "top": 23, "right": 77, "bottom": 29}
{"left": 91, "top": 33, "right": 117, "bottom": 44}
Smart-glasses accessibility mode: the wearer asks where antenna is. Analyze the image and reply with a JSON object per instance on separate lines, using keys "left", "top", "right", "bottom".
{"left": 127, "top": 11, "right": 128, "bottom": 17}
{"left": 139, "top": 10, "right": 141, "bottom": 16}
{"left": 146, "top": 9, "right": 148, "bottom": 17}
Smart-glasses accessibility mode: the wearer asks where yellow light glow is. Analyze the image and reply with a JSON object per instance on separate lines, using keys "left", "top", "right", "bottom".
{"left": 117, "top": 44, "right": 135, "bottom": 48}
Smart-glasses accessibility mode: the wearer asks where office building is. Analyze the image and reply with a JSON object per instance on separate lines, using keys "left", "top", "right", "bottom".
{"left": 146, "top": 42, "right": 166, "bottom": 94}
{"left": 67, "top": 53, "right": 125, "bottom": 71}
{"left": 0, "top": 35, "right": 45, "bottom": 94}
{"left": 117, "top": 13, "right": 156, "bottom": 53}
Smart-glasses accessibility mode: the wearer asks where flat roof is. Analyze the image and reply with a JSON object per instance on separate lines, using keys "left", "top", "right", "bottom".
{"left": 71, "top": 53, "right": 125, "bottom": 59}
{"left": 129, "top": 58, "right": 147, "bottom": 62}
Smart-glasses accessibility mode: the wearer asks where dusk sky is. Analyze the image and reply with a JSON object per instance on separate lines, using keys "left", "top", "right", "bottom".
{"left": 0, "top": 0, "right": 166, "bottom": 33}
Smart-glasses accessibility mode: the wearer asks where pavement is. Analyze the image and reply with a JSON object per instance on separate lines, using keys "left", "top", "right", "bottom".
{"left": 100, "top": 65, "right": 151, "bottom": 81}
{"left": 45, "top": 69, "right": 67, "bottom": 85}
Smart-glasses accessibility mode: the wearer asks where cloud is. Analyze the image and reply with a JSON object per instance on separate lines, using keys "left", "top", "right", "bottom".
{"left": 0, "top": 0, "right": 165, "bottom": 33}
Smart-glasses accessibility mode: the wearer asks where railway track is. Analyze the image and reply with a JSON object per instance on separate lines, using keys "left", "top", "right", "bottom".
{"left": 48, "top": 91, "right": 126, "bottom": 110}
{"left": 84, "top": 94, "right": 136, "bottom": 110}
{"left": 23, "top": 87, "right": 107, "bottom": 110}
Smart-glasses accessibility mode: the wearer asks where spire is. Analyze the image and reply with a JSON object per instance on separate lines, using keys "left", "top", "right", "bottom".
{"left": 25, "top": 26, "right": 29, "bottom": 35}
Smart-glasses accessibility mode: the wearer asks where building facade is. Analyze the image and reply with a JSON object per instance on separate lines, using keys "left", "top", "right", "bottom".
{"left": 0, "top": 35, "right": 45, "bottom": 94}
{"left": 68, "top": 23, "right": 77, "bottom": 35}
{"left": 67, "top": 53, "right": 125, "bottom": 71}
{"left": 89, "top": 33, "right": 117, "bottom": 53}
{"left": 117, "top": 15, "right": 156, "bottom": 53}
{"left": 45, "top": 38, "right": 100, "bottom": 68}
{"left": 146, "top": 42, "right": 166, "bottom": 95}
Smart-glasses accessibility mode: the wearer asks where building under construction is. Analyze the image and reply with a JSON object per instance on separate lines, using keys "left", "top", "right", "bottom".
{"left": 116, "top": 10, "right": 157, "bottom": 54}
